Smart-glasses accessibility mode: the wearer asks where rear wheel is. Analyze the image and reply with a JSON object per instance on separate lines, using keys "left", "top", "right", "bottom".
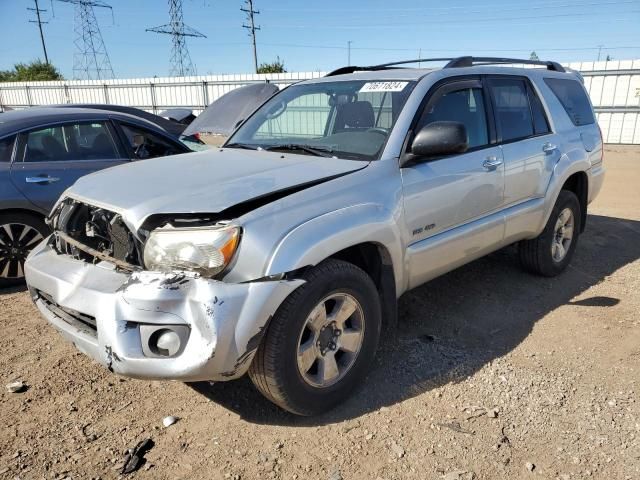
{"left": 0, "top": 213, "right": 48, "bottom": 288}
{"left": 248, "top": 259, "right": 381, "bottom": 416}
{"left": 518, "top": 190, "right": 581, "bottom": 277}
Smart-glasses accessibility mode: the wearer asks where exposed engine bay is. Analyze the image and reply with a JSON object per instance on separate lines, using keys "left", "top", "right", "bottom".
{"left": 49, "top": 199, "right": 144, "bottom": 271}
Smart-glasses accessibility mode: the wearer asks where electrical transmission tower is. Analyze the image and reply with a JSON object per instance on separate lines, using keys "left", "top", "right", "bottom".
{"left": 55, "top": 0, "right": 115, "bottom": 80}
{"left": 27, "top": 0, "right": 50, "bottom": 64}
{"left": 147, "top": 0, "right": 206, "bottom": 77}
{"left": 241, "top": 0, "right": 260, "bottom": 73}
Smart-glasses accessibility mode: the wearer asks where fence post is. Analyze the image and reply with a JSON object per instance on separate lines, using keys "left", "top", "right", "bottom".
{"left": 26, "top": 85, "right": 33, "bottom": 106}
{"left": 202, "top": 80, "right": 209, "bottom": 109}
{"left": 103, "top": 84, "right": 110, "bottom": 104}
{"left": 64, "top": 84, "right": 70, "bottom": 104}
{"left": 149, "top": 83, "right": 157, "bottom": 114}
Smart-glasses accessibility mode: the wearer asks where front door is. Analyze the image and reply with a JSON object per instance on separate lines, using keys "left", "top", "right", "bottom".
{"left": 401, "top": 79, "right": 505, "bottom": 288}
{"left": 10, "top": 120, "right": 128, "bottom": 212}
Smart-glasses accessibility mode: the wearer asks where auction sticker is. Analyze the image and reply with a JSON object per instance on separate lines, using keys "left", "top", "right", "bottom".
{"left": 359, "top": 81, "right": 409, "bottom": 93}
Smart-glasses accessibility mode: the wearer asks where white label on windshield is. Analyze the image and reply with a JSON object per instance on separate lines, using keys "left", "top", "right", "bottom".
{"left": 359, "top": 81, "right": 409, "bottom": 93}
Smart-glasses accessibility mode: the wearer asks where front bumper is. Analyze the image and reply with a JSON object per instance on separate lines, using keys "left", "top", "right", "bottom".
{"left": 24, "top": 240, "right": 303, "bottom": 381}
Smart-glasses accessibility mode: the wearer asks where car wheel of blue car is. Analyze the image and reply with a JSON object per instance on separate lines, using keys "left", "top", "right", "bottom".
{"left": 0, "top": 213, "right": 48, "bottom": 288}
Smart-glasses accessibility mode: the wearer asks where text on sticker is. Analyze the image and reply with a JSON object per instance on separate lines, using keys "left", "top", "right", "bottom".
{"left": 359, "top": 82, "right": 409, "bottom": 93}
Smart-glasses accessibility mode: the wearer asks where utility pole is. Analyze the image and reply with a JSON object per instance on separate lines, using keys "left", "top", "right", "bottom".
{"left": 347, "top": 41, "right": 353, "bottom": 65}
{"left": 241, "top": 0, "right": 260, "bottom": 73}
{"left": 597, "top": 44, "right": 604, "bottom": 61}
{"left": 27, "top": 0, "right": 50, "bottom": 64}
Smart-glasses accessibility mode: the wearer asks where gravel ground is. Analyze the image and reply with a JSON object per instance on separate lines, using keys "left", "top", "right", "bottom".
{"left": 1, "top": 146, "right": 639, "bottom": 480}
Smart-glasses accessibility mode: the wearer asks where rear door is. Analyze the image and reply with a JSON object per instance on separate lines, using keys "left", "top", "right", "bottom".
{"left": 10, "top": 120, "right": 128, "bottom": 212}
{"left": 486, "top": 76, "right": 561, "bottom": 207}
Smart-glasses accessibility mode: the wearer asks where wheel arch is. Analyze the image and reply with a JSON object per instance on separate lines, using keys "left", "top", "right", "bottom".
{"left": 560, "top": 171, "right": 588, "bottom": 233}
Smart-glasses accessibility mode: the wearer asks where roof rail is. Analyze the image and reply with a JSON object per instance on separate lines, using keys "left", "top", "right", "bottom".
{"left": 325, "top": 56, "right": 565, "bottom": 77}
{"left": 325, "top": 58, "right": 455, "bottom": 76}
{"left": 445, "top": 56, "right": 565, "bottom": 72}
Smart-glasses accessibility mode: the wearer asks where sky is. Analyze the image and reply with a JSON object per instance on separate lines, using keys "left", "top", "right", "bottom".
{"left": 0, "top": 0, "right": 639, "bottom": 79}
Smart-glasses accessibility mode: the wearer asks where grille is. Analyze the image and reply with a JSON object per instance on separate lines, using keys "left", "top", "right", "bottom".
{"left": 38, "top": 290, "right": 97, "bottom": 338}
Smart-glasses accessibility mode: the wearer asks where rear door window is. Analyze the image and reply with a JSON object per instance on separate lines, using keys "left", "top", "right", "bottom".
{"left": 22, "top": 122, "right": 120, "bottom": 162}
{"left": 0, "top": 135, "right": 16, "bottom": 162}
{"left": 488, "top": 78, "right": 535, "bottom": 142}
{"left": 544, "top": 78, "right": 595, "bottom": 126}
{"left": 528, "top": 85, "right": 551, "bottom": 135}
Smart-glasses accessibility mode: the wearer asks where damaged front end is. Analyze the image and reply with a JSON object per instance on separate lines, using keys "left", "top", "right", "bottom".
{"left": 25, "top": 198, "right": 303, "bottom": 381}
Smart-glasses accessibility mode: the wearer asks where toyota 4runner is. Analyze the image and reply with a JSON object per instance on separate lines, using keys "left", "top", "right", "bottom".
{"left": 25, "top": 56, "right": 604, "bottom": 415}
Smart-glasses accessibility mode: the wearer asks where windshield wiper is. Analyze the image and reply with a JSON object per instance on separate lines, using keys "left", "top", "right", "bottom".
{"left": 264, "top": 143, "right": 335, "bottom": 158}
{"left": 225, "top": 142, "right": 260, "bottom": 150}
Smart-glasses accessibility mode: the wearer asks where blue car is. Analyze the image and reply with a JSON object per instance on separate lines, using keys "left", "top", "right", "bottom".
{"left": 0, "top": 107, "right": 191, "bottom": 286}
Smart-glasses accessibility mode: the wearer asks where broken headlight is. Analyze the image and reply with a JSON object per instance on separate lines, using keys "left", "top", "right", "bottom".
{"left": 143, "top": 225, "right": 240, "bottom": 277}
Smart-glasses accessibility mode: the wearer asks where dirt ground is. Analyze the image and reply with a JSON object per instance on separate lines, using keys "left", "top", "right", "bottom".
{"left": 1, "top": 146, "right": 639, "bottom": 480}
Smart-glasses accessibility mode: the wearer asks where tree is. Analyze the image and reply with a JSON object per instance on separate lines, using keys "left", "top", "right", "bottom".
{"left": 0, "top": 60, "right": 63, "bottom": 82}
{"left": 257, "top": 56, "right": 286, "bottom": 74}
{"left": 529, "top": 51, "right": 540, "bottom": 61}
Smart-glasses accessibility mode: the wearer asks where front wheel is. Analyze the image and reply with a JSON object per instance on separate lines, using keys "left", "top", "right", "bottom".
{"left": 518, "top": 190, "right": 581, "bottom": 277}
{"left": 248, "top": 259, "right": 381, "bottom": 416}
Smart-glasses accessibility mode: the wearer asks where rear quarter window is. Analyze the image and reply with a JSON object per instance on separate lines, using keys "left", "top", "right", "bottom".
{"left": 544, "top": 78, "right": 595, "bottom": 126}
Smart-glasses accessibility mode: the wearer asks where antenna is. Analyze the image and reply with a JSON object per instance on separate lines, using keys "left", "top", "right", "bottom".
{"left": 27, "top": 0, "right": 50, "bottom": 64}
{"left": 55, "top": 0, "right": 115, "bottom": 80}
{"left": 147, "top": 0, "right": 206, "bottom": 77}
{"left": 241, "top": 0, "right": 260, "bottom": 73}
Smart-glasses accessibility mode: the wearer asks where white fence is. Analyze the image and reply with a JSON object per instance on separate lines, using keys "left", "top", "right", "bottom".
{"left": 1, "top": 61, "right": 639, "bottom": 144}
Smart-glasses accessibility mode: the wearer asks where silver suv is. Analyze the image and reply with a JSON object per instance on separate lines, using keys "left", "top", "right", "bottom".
{"left": 25, "top": 57, "right": 604, "bottom": 415}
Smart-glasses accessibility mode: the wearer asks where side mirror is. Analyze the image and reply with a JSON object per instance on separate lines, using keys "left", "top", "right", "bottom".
{"left": 408, "top": 121, "right": 468, "bottom": 160}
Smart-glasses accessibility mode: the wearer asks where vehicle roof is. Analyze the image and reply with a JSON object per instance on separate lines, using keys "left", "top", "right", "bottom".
{"left": 0, "top": 106, "right": 166, "bottom": 138}
{"left": 300, "top": 65, "right": 578, "bottom": 84}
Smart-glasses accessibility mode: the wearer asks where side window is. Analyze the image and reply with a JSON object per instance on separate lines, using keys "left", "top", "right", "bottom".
{"left": 489, "top": 78, "right": 534, "bottom": 142}
{"left": 119, "top": 123, "right": 181, "bottom": 159}
{"left": 544, "top": 78, "right": 595, "bottom": 126}
{"left": 23, "top": 122, "right": 120, "bottom": 162}
{"left": 419, "top": 87, "right": 489, "bottom": 149}
{"left": 528, "top": 86, "right": 551, "bottom": 135}
{"left": 0, "top": 135, "right": 16, "bottom": 162}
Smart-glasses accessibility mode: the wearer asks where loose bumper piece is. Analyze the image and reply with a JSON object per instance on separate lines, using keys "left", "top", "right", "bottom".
{"left": 25, "top": 240, "right": 303, "bottom": 381}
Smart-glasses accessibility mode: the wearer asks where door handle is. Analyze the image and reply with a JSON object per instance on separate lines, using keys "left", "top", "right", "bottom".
{"left": 25, "top": 175, "right": 61, "bottom": 184}
{"left": 542, "top": 142, "right": 558, "bottom": 153}
{"left": 482, "top": 156, "right": 503, "bottom": 171}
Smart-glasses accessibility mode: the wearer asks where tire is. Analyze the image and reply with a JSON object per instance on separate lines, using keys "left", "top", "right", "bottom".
{"left": 518, "top": 190, "right": 581, "bottom": 277}
{"left": 0, "top": 212, "right": 49, "bottom": 288}
{"left": 248, "top": 259, "right": 382, "bottom": 416}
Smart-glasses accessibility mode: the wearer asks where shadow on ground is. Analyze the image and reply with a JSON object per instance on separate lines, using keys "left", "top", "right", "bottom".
{"left": 191, "top": 214, "right": 640, "bottom": 425}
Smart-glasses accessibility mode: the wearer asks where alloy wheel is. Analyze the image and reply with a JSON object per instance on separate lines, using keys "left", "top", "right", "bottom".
{"left": 0, "top": 223, "right": 44, "bottom": 279}
{"left": 551, "top": 207, "right": 574, "bottom": 262}
{"left": 296, "top": 292, "right": 365, "bottom": 388}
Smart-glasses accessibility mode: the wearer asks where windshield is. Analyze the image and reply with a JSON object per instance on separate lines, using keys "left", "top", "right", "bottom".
{"left": 226, "top": 80, "right": 416, "bottom": 160}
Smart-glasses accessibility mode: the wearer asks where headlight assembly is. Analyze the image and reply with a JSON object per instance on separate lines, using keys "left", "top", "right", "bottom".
{"left": 143, "top": 225, "right": 240, "bottom": 277}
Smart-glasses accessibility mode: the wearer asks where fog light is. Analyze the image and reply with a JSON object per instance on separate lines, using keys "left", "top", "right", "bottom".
{"left": 139, "top": 324, "right": 190, "bottom": 358}
{"left": 153, "top": 329, "right": 181, "bottom": 357}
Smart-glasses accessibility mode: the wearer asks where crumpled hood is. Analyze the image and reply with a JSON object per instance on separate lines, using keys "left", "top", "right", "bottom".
{"left": 65, "top": 148, "right": 367, "bottom": 231}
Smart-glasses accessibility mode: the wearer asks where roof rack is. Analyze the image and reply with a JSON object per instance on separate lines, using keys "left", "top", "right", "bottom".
{"left": 325, "top": 56, "right": 565, "bottom": 76}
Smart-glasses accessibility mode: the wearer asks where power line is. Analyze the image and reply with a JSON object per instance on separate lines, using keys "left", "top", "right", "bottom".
{"left": 55, "top": 0, "right": 115, "bottom": 80}
{"left": 147, "top": 0, "right": 206, "bottom": 77}
{"left": 27, "top": 0, "right": 49, "bottom": 64}
{"left": 264, "top": 8, "right": 640, "bottom": 29}
{"left": 241, "top": 0, "right": 260, "bottom": 73}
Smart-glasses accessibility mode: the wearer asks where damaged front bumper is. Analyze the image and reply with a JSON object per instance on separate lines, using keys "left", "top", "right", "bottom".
{"left": 24, "top": 240, "right": 303, "bottom": 381}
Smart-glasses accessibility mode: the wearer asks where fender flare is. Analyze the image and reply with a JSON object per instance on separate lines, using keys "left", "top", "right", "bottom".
{"left": 265, "top": 203, "right": 406, "bottom": 295}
